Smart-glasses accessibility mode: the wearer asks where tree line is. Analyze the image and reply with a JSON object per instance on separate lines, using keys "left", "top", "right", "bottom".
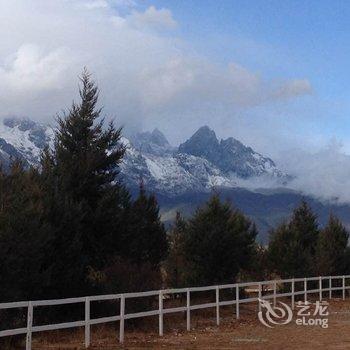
{"left": 0, "top": 71, "right": 349, "bottom": 304}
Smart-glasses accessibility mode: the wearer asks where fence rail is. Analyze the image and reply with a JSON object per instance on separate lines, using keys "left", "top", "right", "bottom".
{"left": 1, "top": 275, "right": 349, "bottom": 349}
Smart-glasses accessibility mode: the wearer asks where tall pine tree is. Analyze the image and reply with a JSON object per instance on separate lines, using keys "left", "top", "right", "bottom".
{"left": 268, "top": 200, "right": 319, "bottom": 278}
{"left": 125, "top": 182, "right": 168, "bottom": 268}
{"left": 183, "top": 194, "right": 257, "bottom": 286}
{"left": 315, "top": 214, "right": 349, "bottom": 275}
{"left": 40, "top": 70, "right": 130, "bottom": 297}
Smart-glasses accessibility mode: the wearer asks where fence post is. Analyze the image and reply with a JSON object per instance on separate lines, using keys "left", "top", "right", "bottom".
{"left": 26, "top": 301, "right": 33, "bottom": 350}
{"left": 85, "top": 297, "right": 90, "bottom": 348}
{"left": 119, "top": 295, "right": 125, "bottom": 344}
{"left": 258, "top": 283, "right": 262, "bottom": 312}
{"left": 216, "top": 286, "right": 220, "bottom": 326}
{"left": 343, "top": 276, "right": 346, "bottom": 300}
{"left": 304, "top": 278, "right": 307, "bottom": 303}
{"left": 186, "top": 288, "right": 190, "bottom": 331}
{"left": 236, "top": 284, "right": 240, "bottom": 319}
{"left": 273, "top": 281, "right": 277, "bottom": 307}
{"left": 291, "top": 279, "right": 295, "bottom": 310}
{"left": 329, "top": 277, "right": 332, "bottom": 299}
{"left": 159, "top": 290, "right": 163, "bottom": 336}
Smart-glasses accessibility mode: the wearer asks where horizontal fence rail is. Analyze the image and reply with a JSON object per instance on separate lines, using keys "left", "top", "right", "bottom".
{"left": 1, "top": 275, "right": 349, "bottom": 349}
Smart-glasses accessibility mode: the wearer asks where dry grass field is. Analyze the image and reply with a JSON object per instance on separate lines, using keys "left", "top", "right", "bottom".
{"left": 4, "top": 297, "right": 350, "bottom": 349}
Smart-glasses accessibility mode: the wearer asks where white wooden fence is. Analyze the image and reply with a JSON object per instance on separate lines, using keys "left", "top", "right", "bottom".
{"left": 0, "top": 275, "right": 349, "bottom": 349}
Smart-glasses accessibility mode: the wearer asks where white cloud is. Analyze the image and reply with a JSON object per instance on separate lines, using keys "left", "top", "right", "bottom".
{"left": 110, "top": 0, "right": 136, "bottom": 7}
{"left": 277, "top": 140, "right": 350, "bottom": 204}
{"left": 273, "top": 79, "right": 313, "bottom": 99}
{"left": 0, "top": 44, "right": 73, "bottom": 91}
{"left": 128, "top": 5, "right": 177, "bottom": 30}
{"left": 0, "top": 0, "right": 311, "bottom": 134}
{"left": 84, "top": 0, "right": 109, "bottom": 9}
{"left": 137, "top": 57, "right": 313, "bottom": 115}
{"left": 74, "top": 0, "right": 136, "bottom": 10}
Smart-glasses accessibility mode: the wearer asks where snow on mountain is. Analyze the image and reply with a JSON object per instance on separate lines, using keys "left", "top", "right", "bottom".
{"left": 121, "top": 126, "right": 288, "bottom": 196}
{"left": 120, "top": 141, "right": 237, "bottom": 195}
{"left": 0, "top": 117, "right": 288, "bottom": 196}
{"left": 0, "top": 117, "right": 54, "bottom": 168}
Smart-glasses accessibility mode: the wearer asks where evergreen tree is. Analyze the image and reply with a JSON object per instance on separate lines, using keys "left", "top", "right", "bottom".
{"left": 126, "top": 183, "right": 168, "bottom": 268}
{"left": 40, "top": 70, "right": 130, "bottom": 297}
{"left": 240, "top": 244, "right": 270, "bottom": 282}
{"left": 183, "top": 194, "right": 257, "bottom": 286}
{"left": 268, "top": 200, "right": 319, "bottom": 278}
{"left": 290, "top": 200, "right": 319, "bottom": 256}
{"left": 268, "top": 223, "right": 300, "bottom": 278}
{"left": 315, "top": 214, "right": 349, "bottom": 275}
{"left": 164, "top": 212, "right": 188, "bottom": 287}
{"left": 0, "top": 162, "right": 49, "bottom": 301}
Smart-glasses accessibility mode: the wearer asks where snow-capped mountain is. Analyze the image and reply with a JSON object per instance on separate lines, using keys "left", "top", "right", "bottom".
{"left": 121, "top": 126, "right": 287, "bottom": 195}
{"left": 0, "top": 117, "right": 287, "bottom": 196}
{"left": 120, "top": 134, "right": 237, "bottom": 195}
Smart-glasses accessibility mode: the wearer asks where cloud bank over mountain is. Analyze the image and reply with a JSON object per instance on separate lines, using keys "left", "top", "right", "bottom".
{"left": 277, "top": 141, "right": 350, "bottom": 204}
{"left": 5, "top": 1, "right": 350, "bottom": 204}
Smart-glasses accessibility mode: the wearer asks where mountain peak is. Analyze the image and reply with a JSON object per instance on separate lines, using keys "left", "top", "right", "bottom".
{"left": 130, "top": 128, "right": 173, "bottom": 156}
{"left": 178, "top": 126, "right": 220, "bottom": 160}
{"left": 193, "top": 125, "right": 217, "bottom": 140}
{"left": 150, "top": 128, "right": 170, "bottom": 147}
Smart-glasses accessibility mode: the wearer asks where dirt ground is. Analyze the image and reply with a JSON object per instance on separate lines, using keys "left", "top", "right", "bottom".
{"left": 24, "top": 298, "right": 350, "bottom": 349}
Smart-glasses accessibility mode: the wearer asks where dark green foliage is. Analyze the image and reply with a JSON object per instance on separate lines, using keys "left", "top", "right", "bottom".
{"left": 38, "top": 70, "right": 130, "bottom": 298}
{"left": 0, "top": 162, "right": 50, "bottom": 301}
{"left": 89, "top": 257, "right": 161, "bottom": 294}
{"left": 183, "top": 194, "right": 257, "bottom": 286}
{"left": 49, "top": 72, "right": 125, "bottom": 206}
{"left": 268, "top": 223, "right": 299, "bottom": 277}
{"left": 86, "top": 258, "right": 162, "bottom": 320}
{"left": 125, "top": 183, "right": 168, "bottom": 268}
{"left": 164, "top": 212, "right": 188, "bottom": 287}
{"left": 239, "top": 244, "right": 270, "bottom": 282}
{"left": 289, "top": 200, "right": 319, "bottom": 255}
{"left": 315, "top": 214, "right": 349, "bottom": 275}
{"left": 268, "top": 200, "right": 319, "bottom": 278}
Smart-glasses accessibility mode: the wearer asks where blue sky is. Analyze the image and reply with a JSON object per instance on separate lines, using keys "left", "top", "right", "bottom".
{"left": 136, "top": 0, "right": 350, "bottom": 149}
{"left": 147, "top": 1, "right": 350, "bottom": 83}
